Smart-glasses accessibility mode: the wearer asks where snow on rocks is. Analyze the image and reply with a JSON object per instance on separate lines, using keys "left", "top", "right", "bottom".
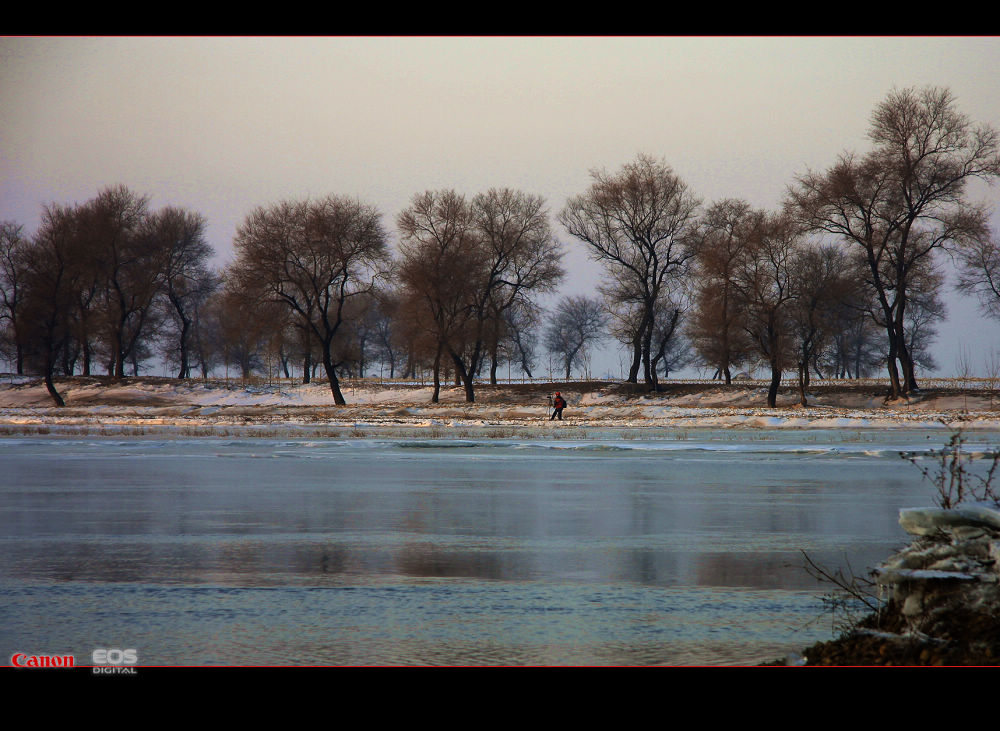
{"left": 876, "top": 501, "right": 1000, "bottom": 624}
{"left": 898, "top": 503, "right": 1000, "bottom": 536}
{"left": 794, "top": 498, "right": 1000, "bottom": 665}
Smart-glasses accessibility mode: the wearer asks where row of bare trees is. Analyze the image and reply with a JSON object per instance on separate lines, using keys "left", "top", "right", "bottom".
{"left": 1, "top": 185, "right": 569, "bottom": 406}
{"left": 688, "top": 204, "right": 880, "bottom": 406}
{"left": 557, "top": 86, "right": 1000, "bottom": 404}
{"left": 1, "top": 186, "right": 217, "bottom": 405}
{"left": 4, "top": 86, "right": 999, "bottom": 407}
{"left": 222, "top": 187, "right": 567, "bottom": 405}
{"left": 396, "top": 188, "right": 564, "bottom": 403}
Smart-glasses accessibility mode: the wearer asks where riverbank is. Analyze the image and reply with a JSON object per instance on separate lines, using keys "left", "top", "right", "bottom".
{"left": 3, "top": 376, "right": 1000, "bottom": 435}
{"left": 6, "top": 374, "right": 1000, "bottom": 666}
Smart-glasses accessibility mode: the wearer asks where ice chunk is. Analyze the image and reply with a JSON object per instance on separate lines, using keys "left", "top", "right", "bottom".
{"left": 898, "top": 503, "right": 1000, "bottom": 536}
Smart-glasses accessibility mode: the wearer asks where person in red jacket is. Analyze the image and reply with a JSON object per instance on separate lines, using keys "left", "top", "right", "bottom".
{"left": 550, "top": 391, "right": 567, "bottom": 421}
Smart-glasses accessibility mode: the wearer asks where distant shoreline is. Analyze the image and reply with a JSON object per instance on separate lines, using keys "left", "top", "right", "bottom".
{"left": 4, "top": 376, "right": 1000, "bottom": 435}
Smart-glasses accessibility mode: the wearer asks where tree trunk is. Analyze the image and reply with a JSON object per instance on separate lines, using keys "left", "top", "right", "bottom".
{"left": 113, "top": 304, "right": 128, "bottom": 379}
{"left": 489, "top": 351, "right": 499, "bottom": 385}
{"left": 319, "top": 335, "right": 347, "bottom": 405}
{"left": 767, "top": 361, "right": 781, "bottom": 408}
{"left": 641, "top": 316, "right": 654, "bottom": 387}
{"left": 648, "top": 308, "right": 679, "bottom": 393}
{"left": 627, "top": 337, "right": 641, "bottom": 383}
{"left": 178, "top": 316, "right": 191, "bottom": 379}
{"left": 44, "top": 357, "right": 65, "bottom": 407}
{"left": 61, "top": 340, "right": 73, "bottom": 376}
{"left": 884, "top": 328, "right": 903, "bottom": 400}
{"left": 323, "top": 358, "right": 346, "bottom": 405}
{"left": 897, "top": 331, "right": 919, "bottom": 393}
{"left": 812, "top": 357, "right": 824, "bottom": 381}
{"left": 169, "top": 289, "right": 193, "bottom": 379}
{"left": 797, "top": 361, "right": 808, "bottom": 406}
{"left": 431, "top": 343, "right": 442, "bottom": 403}
{"left": 451, "top": 352, "right": 475, "bottom": 403}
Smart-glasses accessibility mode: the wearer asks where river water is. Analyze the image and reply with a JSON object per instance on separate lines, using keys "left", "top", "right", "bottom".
{"left": 1, "top": 427, "right": 991, "bottom": 666}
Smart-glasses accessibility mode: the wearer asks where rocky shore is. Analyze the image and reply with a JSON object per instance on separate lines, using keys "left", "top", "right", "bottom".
{"left": 779, "top": 501, "right": 1000, "bottom": 666}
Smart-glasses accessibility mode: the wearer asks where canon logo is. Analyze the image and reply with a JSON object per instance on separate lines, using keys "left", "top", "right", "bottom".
{"left": 10, "top": 653, "right": 75, "bottom": 668}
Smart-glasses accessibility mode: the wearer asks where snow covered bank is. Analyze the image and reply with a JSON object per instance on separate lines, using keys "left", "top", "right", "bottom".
{"left": 3, "top": 377, "right": 1000, "bottom": 434}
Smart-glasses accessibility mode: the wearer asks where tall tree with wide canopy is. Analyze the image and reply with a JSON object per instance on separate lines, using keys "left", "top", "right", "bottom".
{"left": 83, "top": 185, "right": 163, "bottom": 379}
{"left": 397, "top": 190, "right": 481, "bottom": 403}
{"left": 397, "top": 188, "right": 563, "bottom": 402}
{"left": 732, "top": 211, "right": 800, "bottom": 408}
{"left": 559, "top": 154, "right": 701, "bottom": 389}
{"left": 232, "top": 195, "right": 391, "bottom": 404}
{"left": 789, "top": 86, "right": 1000, "bottom": 399}
{"left": 689, "top": 199, "right": 756, "bottom": 384}
{"left": 0, "top": 221, "right": 29, "bottom": 374}
{"left": 146, "top": 207, "right": 217, "bottom": 378}
{"left": 460, "top": 188, "right": 563, "bottom": 398}
{"left": 19, "top": 204, "right": 89, "bottom": 405}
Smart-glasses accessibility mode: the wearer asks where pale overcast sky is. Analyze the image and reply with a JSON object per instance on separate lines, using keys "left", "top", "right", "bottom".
{"left": 2, "top": 36, "right": 999, "bottom": 378}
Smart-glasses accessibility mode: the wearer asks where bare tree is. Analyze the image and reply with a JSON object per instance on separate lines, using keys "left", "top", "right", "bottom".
{"left": 544, "top": 295, "right": 608, "bottom": 380}
{"left": 733, "top": 211, "right": 799, "bottom": 408}
{"left": 655, "top": 328, "right": 693, "bottom": 379}
{"left": 789, "top": 86, "right": 1000, "bottom": 399}
{"left": 605, "top": 278, "right": 688, "bottom": 391}
{"left": 232, "top": 195, "right": 391, "bottom": 404}
{"left": 397, "top": 190, "right": 481, "bottom": 403}
{"left": 956, "top": 229, "right": 1000, "bottom": 320}
{"left": 500, "top": 300, "right": 541, "bottom": 379}
{"left": 901, "top": 263, "right": 945, "bottom": 373}
{"left": 466, "top": 188, "right": 564, "bottom": 392}
{"left": 369, "top": 290, "right": 405, "bottom": 379}
{"left": 335, "top": 290, "right": 384, "bottom": 378}
{"left": 66, "top": 231, "right": 103, "bottom": 376}
{"left": 214, "top": 265, "right": 285, "bottom": 380}
{"left": 147, "top": 207, "right": 217, "bottom": 378}
{"left": 559, "top": 154, "right": 701, "bottom": 388}
{"left": 984, "top": 348, "right": 1000, "bottom": 409}
{"left": 186, "top": 270, "right": 223, "bottom": 380}
{"left": 823, "top": 303, "right": 882, "bottom": 379}
{"left": 0, "top": 221, "right": 29, "bottom": 374}
{"left": 788, "top": 243, "right": 857, "bottom": 405}
{"left": 12, "top": 189, "right": 188, "bottom": 380}
{"left": 688, "top": 199, "right": 755, "bottom": 384}
{"left": 82, "top": 185, "right": 165, "bottom": 379}
{"left": 397, "top": 188, "right": 562, "bottom": 401}
{"left": 19, "top": 204, "right": 88, "bottom": 405}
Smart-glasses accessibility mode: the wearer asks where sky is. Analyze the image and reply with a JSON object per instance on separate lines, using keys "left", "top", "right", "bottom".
{"left": 2, "top": 36, "right": 1000, "bottom": 379}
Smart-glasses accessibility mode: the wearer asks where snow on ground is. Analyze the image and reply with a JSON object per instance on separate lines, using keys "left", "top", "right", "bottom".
{"left": 3, "top": 376, "right": 1000, "bottom": 435}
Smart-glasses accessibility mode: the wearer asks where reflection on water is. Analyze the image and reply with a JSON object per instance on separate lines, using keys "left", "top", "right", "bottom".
{"left": 0, "top": 428, "right": 988, "bottom": 665}
{"left": 0, "top": 581, "right": 826, "bottom": 666}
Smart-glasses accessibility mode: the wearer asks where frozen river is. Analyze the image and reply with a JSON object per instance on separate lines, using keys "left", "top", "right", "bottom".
{"left": 1, "top": 427, "right": 990, "bottom": 666}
